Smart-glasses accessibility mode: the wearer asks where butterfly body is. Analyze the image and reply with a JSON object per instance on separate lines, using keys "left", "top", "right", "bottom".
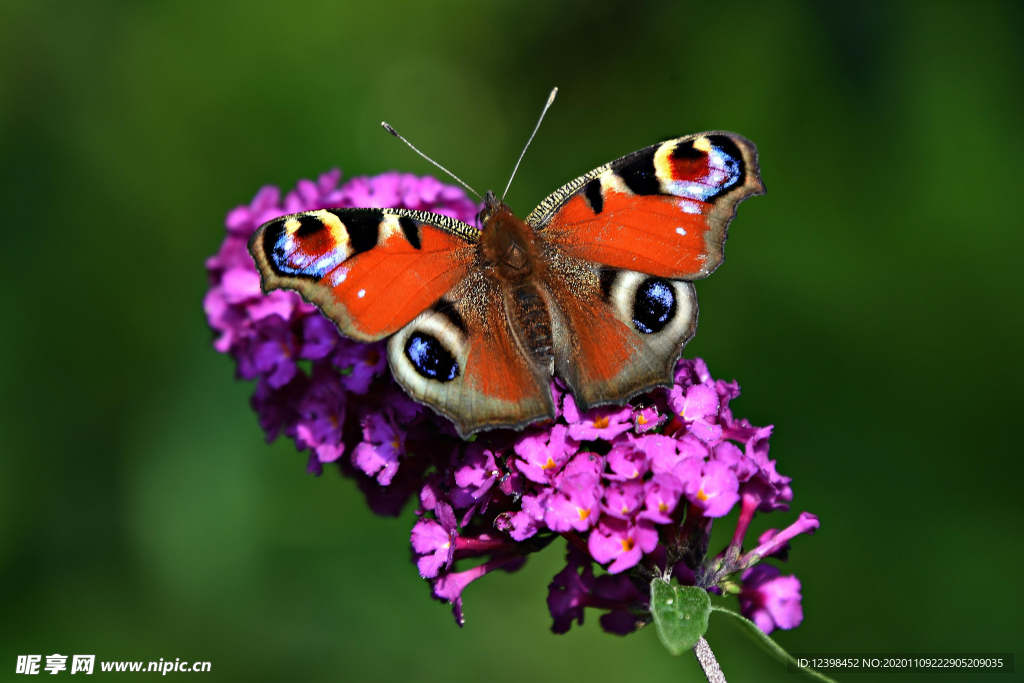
{"left": 249, "top": 133, "right": 764, "bottom": 437}
{"left": 476, "top": 193, "right": 557, "bottom": 368}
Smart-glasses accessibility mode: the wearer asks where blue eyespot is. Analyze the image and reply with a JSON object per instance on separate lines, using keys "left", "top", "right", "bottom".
{"left": 632, "top": 279, "right": 676, "bottom": 334}
{"left": 405, "top": 332, "right": 459, "bottom": 382}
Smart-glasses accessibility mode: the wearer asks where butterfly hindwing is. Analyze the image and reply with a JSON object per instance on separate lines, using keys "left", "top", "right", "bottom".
{"left": 387, "top": 272, "right": 556, "bottom": 437}
{"left": 527, "top": 132, "right": 763, "bottom": 280}
{"left": 249, "top": 208, "right": 478, "bottom": 341}
{"left": 543, "top": 254, "right": 698, "bottom": 410}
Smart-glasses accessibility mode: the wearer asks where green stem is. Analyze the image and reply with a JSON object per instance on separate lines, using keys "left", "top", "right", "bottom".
{"left": 710, "top": 606, "right": 840, "bottom": 683}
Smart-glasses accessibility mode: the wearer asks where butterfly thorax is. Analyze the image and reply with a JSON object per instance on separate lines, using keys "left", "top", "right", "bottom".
{"left": 479, "top": 202, "right": 543, "bottom": 283}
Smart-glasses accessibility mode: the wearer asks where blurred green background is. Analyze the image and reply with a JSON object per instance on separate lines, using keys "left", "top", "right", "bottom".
{"left": 1, "top": 0, "right": 1021, "bottom": 681}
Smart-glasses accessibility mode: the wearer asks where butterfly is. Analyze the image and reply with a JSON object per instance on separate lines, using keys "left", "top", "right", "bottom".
{"left": 248, "top": 96, "right": 763, "bottom": 438}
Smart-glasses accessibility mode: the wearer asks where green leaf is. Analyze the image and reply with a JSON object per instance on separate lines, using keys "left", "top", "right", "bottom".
{"left": 710, "top": 606, "right": 840, "bottom": 683}
{"left": 650, "top": 579, "right": 711, "bottom": 655}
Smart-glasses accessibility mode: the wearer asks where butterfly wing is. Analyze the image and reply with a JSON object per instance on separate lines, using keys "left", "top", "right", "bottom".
{"left": 530, "top": 132, "right": 762, "bottom": 408}
{"left": 249, "top": 207, "right": 554, "bottom": 435}
{"left": 249, "top": 208, "right": 479, "bottom": 341}
{"left": 387, "top": 271, "right": 556, "bottom": 437}
{"left": 527, "top": 132, "right": 763, "bottom": 279}
{"left": 543, "top": 257, "right": 698, "bottom": 410}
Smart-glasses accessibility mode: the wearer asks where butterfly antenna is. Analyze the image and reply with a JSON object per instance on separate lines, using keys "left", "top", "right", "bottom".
{"left": 381, "top": 122, "right": 482, "bottom": 200}
{"left": 502, "top": 87, "right": 558, "bottom": 202}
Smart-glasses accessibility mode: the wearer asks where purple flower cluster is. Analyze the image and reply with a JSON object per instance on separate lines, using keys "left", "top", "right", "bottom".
{"left": 205, "top": 170, "right": 819, "bottom": 637}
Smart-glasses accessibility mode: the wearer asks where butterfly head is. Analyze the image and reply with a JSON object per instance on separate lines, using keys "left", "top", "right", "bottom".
{"left": 478, "top": 189, "right": 512, "bottom": 226}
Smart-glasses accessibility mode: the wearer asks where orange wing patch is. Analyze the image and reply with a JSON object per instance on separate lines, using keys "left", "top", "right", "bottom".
{"left": 543, "top": 192, "right": 716, "bottom": 279}
{"left": 323, "top": 223, "right": 475, "bottom": 339}
{"left": 249, "top": 208, "right": 478, "bottom": 342}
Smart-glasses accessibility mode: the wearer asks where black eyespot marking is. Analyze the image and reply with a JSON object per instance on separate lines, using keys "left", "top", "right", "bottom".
{"left": 405, "top": 332, "right": 459, "bottom": 382}
{"left": 398, "top": 215, "right": 421, "bottom": 249}
{"left": 293, "top": 215, "right": 325, "bottom": 237}
{"left": 616, "top": 148, "right": 662, "bottom": 195}
{"left": 432, "top": 300, "right": 467, "bottom": 333}
{"left": 583, "top": 178, "right": 604, "bottom": 214}
{"left": 672, "top": 139, "right": 703, "bottom": 162}
{"left": 330, "top": 209, "right": 381, "bottom": 254}
{"left": 632, "top": 279, "right": 676, "bottom": 334}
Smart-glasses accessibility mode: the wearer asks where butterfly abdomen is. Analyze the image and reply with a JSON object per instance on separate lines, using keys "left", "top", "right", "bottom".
{"left": 508, "top": 283, "right": 554, "bottom": 369}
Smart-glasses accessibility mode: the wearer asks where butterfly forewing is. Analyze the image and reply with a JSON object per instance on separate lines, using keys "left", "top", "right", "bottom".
{"left": 527, "top": 132, "right": 763, "bottom": 280}
{"left": 249, "top": 208, "right": 478, "bottom": 341}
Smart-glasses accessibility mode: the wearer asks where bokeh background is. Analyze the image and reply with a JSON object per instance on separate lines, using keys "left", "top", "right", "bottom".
{"left": 1, "top": 1, "right": 1022, "bottom": 681}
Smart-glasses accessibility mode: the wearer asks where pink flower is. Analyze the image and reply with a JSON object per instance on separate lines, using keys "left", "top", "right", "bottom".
{"left": 587, "top": 516, "right": 659, "bottom": 574}
{"left": 602, "top": 481, "right": 645, "bottom": 520}
{"left": 639, "top": 473, "right": 684, "bottom": 524}
{"left": 299, "top": 315, "right": 339, "bottom": 361}
{"left": 563, "top": 395, "right": 633, "bottom": 441}
{"left": 739, "top": 565, "right": 804, "bottom": 633}
{"left": 352, "top": 411, "right": 405, "bottom": 485}
{"left": 629, "top": 433, "right": 681, "bottom": 475}
{"left": 433, "top": 553, "right": 520, "bottom": 626}
{"left": 606, "top": 439, "right": 650, "bottom": 481}
{"left": 411, "top": 502, "right": 457, "bottom": 578}
{"left": 711, "top": 441, "right": 758, "bottom": 483}
{"left": 514, "top": 424, "right": 579, "bottom": 484}
{"left": 450, "top": 443, "right": 500, "bottom": 509}
{"left": 502, "top": 492, "right": 547, "bottom": 541}
{"left": 748, "top": 512, "right": 820, "bottom": 561}
{"left": 544, "top": 469, "right": 603, "bottom": 533}
{"left": 332, "top": 339, "right": 388, "bottom": 394}
{"left": 411, "top": 519, "right": 453, "bottom": 578}
{"left": 669, "top": 383, "right": 723, "bottom": 442}
{"left": 679, "top": 458, "right": 740, "bottom": 518}
{"left": 631, "top": 405, "right": 665, "bottom": 433}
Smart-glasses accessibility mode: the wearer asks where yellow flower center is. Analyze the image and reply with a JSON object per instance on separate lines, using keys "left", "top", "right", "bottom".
{"left": 620, "top": 537, "right": 635, "bottom": 552}
{"left": 593, "top": 416, "right": 610, "bottom": 429}
{"left": 577, "top": 508, "right": 590, "bottom": 521}
{"left": 696, "top": 488, "right": 709, "bottom": 502}
{"left": 658, "top": 502, "right": 669, "bottom": 512}
{"left": 637, "top": 414, "right": 648, "bottom": 425}
{"left": 541, "top": 456, "right": 557, "bottom": 470}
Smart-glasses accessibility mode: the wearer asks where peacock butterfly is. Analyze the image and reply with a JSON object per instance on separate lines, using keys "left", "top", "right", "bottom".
{"left": 248, "top": 90, "right": 764, "bottom": 437}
